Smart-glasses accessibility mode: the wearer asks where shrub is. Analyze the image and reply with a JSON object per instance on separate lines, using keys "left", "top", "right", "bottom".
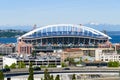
{"left": 10, "top": 63, "right": 16, "bottom": 69}
{"left": 18, "top": 61, "right": 26, "bottom": 68}
{"left": 61, "top": 62, "right": 67, "bottom": 67}
{"left": 40, "top": 65, "right": 46, "bottom": 68}
{"left": 4, "top": 65, "right": 10, "bottom": 69}
{"left": 108, "top": 61, "right": 119, "bottom": 67}
{"left": 48, "top": 64, "right": 56, "bottom": 68}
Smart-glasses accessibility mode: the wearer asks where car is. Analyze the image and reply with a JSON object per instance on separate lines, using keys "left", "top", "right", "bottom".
{"left": 63, "top": 68, "right": 70, "bottom": 70}
{"left": 33, "top": 67, "right": 41, "bottom": 71}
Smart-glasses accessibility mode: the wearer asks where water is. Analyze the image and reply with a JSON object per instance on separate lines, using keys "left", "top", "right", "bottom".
{"left": 110, "top": 35, "right": 120, "bottom": 43}
{"left": 0, "top": 32, "right": 120, "bottom": 43}
{"left": 0, "top": 38, "right": 17, "bottom": 43}
{"left": 107, "top": 31, "right": 120, "bottom": 43}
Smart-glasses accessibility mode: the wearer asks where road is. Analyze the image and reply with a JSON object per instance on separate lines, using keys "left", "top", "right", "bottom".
{"left": 4, "top": 67, "right": 120, "bottom": 78}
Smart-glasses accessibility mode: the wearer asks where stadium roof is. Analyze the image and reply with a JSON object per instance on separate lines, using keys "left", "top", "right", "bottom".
{"left": 18, "top": 24, "right": 111, "bottom": 39}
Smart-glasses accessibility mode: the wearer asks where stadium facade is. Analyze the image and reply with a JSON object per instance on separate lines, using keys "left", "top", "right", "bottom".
{"left": 18, "top": 24, "right": 111, "bottom": 52}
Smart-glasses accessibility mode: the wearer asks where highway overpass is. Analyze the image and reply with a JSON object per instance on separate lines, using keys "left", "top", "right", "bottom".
{"left": 4, "top": 68, "right": 120, "bottom": 78}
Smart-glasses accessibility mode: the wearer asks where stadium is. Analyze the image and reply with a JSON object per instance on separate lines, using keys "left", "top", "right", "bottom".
{"left": 18, "top": 24, "right": 111, "bottom": 52}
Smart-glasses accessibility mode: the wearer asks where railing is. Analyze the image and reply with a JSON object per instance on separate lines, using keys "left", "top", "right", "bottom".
{"left": 4, "top": 68, "right": 120, "bottom": 77}
{"left": 34, "top": 45, "right": 99, "bottom": 50}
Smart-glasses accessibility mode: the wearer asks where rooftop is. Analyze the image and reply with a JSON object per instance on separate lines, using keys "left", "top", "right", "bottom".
{"left": 5, "top": 54, "right": 61, "bottom": 61}
{"left": 0, "top": 43, "right": 15, "bottom": 47}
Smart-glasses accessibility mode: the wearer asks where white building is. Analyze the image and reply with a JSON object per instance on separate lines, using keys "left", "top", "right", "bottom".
{"left": 3, "top": 56, "right": 17, "bottom": 67}
{"left": 95, "top": 49, "right": 120, "bottom": 62}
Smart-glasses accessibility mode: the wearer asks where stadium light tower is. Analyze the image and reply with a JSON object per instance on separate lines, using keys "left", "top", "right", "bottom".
{"left": 33, "top": 24, "right": 37, "bottom": 30}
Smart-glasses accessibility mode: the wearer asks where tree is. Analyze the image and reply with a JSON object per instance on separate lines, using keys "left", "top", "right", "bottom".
{"left": 72, "top": 74, "right": 76, "bottom": 80}
{"left": 108, "top": 61, "right": 119, "bottom": 67}
{"left": 32, "top": 51, "right": 36, "bottom": 57}
{"left": 10, "top": 63, "right": 16, "bottom": 69}
{"left": 61, "top": 62, "right": 67, "bottom": 67}
{"left": 0, "top": 71, "right": 4, "bottom": 80}
{"left": 21, "top": 61, "right": 26, "bottom": 68}
{"left": 50, "top": 75, "right": 54, "bottom": 80}
{"left": 55, "top": 75, "right": 60, "bottom": 80}
{"left": 4, "top": 65, "right": 10, "bottom": 69}
{"left": 18, "top": 61, "right": 26, "bottom": 68}
{"left": 42, "top": 69, "right": 54, "bottom": 80}
{"left": 44, "top": 69, "right": 50, "bottom": 80}
{"left": 65, "top": 57, "right": 75, "bottom": 66}
{"left": 114, "top": 61, "right": 119, "bottom": 67}
{"left": 48, "top": 64, "right": 56, "bottom": 68}
{"left": 28, "top": 62, "right": 34, "bottom": 80}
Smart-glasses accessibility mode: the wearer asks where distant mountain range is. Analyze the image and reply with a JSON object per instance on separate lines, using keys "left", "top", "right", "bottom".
{"left": 0, "top": 25, "right": 33, "bottom": 31}
{"left": 0, "top": 23, "right": 120, "bottom": 31}
{"left": 0, "top": 23, "right": 120, "bottom": 38}
{"left": 84, "top": 23, "right": 120, "bottom": 31}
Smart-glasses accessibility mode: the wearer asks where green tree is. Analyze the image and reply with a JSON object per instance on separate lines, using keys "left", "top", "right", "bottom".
{"left": 108, "top": 61, "right": 113, "bottom": 67}
{"left": 32, "top": 51, "right": 36, "bottom": 57}
{"left": 64, "top": 57, "right": 75, "bottom": 66}
{"left": 48, "top": 64, "right": 56, "bottom": 68}
{"left": 28, "top": 62, "right": 34, "bottom": 80}
{"left": 44, "top": 69, "right": 50, "bottom": 80}
{"left": 0, "top": 29, "right": 26, "bottom": 37}
{"left": 55, "top": 75, "right": 60, "bottom": 80}
{"left": 10, "top": 63, "right": 16, "bottom": 69}
{"left": 4, "top": 65, "right": 10, "bottom": 69}
{"left": 108, "top": 61, "right": 119, "bottom": 67}
{"left": 61, "top": 62, "right": 67, "bottom": 67}
{"left": 18, "top": 61, "right": 26, "bottom": 68}
{"left": 72, "top": 74, "right": 76, "bottom": 80}
{"left": 0, "top": 71, "right": 4, "bottom": 80}
{"left": 21, "top": 61, "right": 26, "bottom": 68}
{"left": 114, "top": 61, "right": 119, "bottom": 67}
{"left": 50, "top": 75, "right": 54, "bottom": 80}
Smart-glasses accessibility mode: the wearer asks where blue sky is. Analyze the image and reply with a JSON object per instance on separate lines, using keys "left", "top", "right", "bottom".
{"left": 0, "top": 0, "right": 120, "bottom": 26}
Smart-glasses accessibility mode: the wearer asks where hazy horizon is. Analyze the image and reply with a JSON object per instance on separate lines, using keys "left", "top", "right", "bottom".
{"left": 0, "top": 23, "right": 120, "bottom": 31}
{"left": 0, "top": 0, "right": 120, "bottom": 25}
{"left": 0, "top": 0, "right": 120, "bottom": 31}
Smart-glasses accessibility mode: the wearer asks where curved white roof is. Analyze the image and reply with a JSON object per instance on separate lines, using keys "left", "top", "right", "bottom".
{"left": 18, "top": 24, "right": 111, "bottom": 39}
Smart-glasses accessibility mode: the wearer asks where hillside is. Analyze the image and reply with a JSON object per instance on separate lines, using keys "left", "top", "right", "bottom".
{"left": 0, "top": 29, "right": 27, "bottom": 38}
